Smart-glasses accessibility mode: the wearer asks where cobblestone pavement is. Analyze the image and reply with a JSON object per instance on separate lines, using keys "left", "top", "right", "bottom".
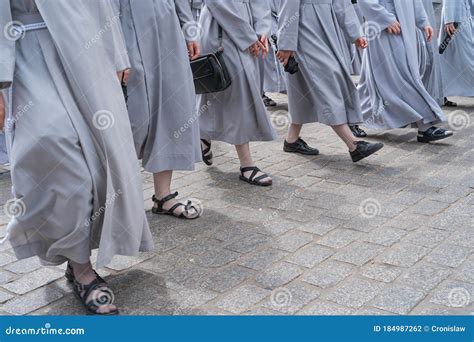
{"left": 0, "top": 94, "right": 472, "bottom": 316}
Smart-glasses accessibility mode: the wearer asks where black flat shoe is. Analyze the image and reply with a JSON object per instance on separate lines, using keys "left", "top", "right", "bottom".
{"left": 262, "top": 94, "right": 277, "bottom": 107}
{"left": 443, "top": 98, "right": 458, "bottom": 107}
{"left": 284, "top": 138, "right": 320, "bottom": 156}
{"left": 350, "top": 141, "right": 384, "bottom": 163}
{"left": 350, "top": 125, "right": 367, "bottom": 138}
{"left": 417, "top": 127, "right": 453, "bottom": 143}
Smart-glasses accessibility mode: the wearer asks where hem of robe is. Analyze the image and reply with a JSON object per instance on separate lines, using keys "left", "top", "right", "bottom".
{"left": 200, "top": 131, "right": 277, "bottom": 146}
{"left": 290, "top": 115, "right": 363, "bottom": 126}
{"left": 142, "top": 154, "right": 202, "bottom": 174}
{"left": 362, "top": 113, "right": 442, "bottom": 130}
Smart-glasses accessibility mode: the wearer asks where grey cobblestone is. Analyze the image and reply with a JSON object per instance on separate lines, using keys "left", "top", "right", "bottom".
{"left": 0, "top": 94, "right": 472, "bottom": 315}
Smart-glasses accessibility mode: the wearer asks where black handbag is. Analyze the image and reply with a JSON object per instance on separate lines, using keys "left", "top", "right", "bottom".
{"left": 191, "top": 26, "right": 232, "bottom": 94}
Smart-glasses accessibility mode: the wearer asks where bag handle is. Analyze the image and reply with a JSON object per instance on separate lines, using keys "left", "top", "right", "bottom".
{"left": 218, "top": 25, "right": 224, "bottom": 52}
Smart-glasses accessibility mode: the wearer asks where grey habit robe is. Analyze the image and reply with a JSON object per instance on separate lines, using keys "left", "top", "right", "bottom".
{"left": 438, "top": 0, "right": 474, "bottom": 97}
{"left": 115, "top": 0, "right": 201, "bottom": 173}
{"left": 190, "top": 0, "right": 203, "bottom": 21}
{"left": 261, "top": 0, "right": 287, "bottom": 93}
{"left": 197, "top": 0, "right": 277, "bottom": 145}
{"left": 278, "top": 0, "right": 364, "bottom": 126}
{"left": 0, "top": 0, "right": 154, "bottom": 269}
{"left": 420, "top": 0, "right": 445, "bottom": 105}
{"left": 357, "top": 0, "right": 446, "bottom": 130}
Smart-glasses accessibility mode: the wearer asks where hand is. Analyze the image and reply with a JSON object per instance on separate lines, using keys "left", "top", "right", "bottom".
{"left": 248, "top": 40, "right": 265, "bottom": 57}
{"left": 445, "top": 22, "right": 457, "bottom": 36}
{"left": 354, "top": 37, "right": 368, "bottom": 49}
{"left": 424, "top": 26, "right": 434, "bottom": 42}
{"left": 259, "top": 35, "right": 269, "bottom": 57}
{"left": 117, "top": 69, "right": 130, "bottom": 84}
{"left": 387, "top": 21, "right": 401, "bottom": 35}
{"left": 187, "top": 41, "right": 200, "bottom": 60}
{"left": 0, "top": 93, "right": 5, "bottom": 131}
{"left": 276, "top": 50, "right": 294, "bottom": 67}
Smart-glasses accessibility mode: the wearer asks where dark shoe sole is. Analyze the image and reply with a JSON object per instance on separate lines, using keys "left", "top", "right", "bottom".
{"left": 352, "top": 143, "right": 384, "bottom": 163}
{"left": 239, "top": 175, "right": 273, "bottom": 187}
{"left": 417, "top": 132, "right": 453, "bottom": 143}
{"left": 283, "top": 146, "right": 320, "bottom": 156}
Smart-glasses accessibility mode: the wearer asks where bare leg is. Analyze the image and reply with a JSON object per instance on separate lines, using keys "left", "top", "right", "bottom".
{"left": 69, "top": 260, "right": 117, "bottom": 314}
{"left": 332, "top": 124, "right": 358, "bottom": 152}
{"left": 235, "top": 143, "right": 272, "bottom": 183}
{"left": 153, "top": 170, "right": 198, "bottom": 217}
{"left": 286, "top": 123, "right": 303, "bottom": 144}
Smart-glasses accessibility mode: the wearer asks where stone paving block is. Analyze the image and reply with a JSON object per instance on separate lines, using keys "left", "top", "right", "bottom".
{"left": 168, "top": 287, "right": 218, "bottom": 310}
{"left": 429, "top": 281, "right": 474, "bottom": 309}
{"left": 302, "top": 261, "right": 354, "bottom": 289}
{"left": 447, "top": 228, "right": 474, "bottom": 248}
{"left": 201, "top": 265, "right": 253, "bottom": 293}
{"left": 425, "top": 244, "right": 471, "bottom": 268}
{"left": 0, "top": 270, "right": 15, "bottom": 285}
{"left": 286, "top": 243, "right": 334, "bottom": 268}
{"left": 276, "top": 231, "right": 313, "bottom": 252}
{"left": 1, "top": 268, "right": 63, "bottom": 295}
{"left": 225, "top": 233, "right": 270, "bottom": 254}
{"left": 214, "top": 285, "right": 270, "bottom": 314}
{"left": 179, "top": 239, "right": 224, "bottom": 256}
{"left": 106, "top": 253, "right": 155, "bottom": 272}
{"left": 317, "top": 229, "right": 362, "bottom": 249}
{"left": 298, "top": 300, "right": 354, "bottom": 315}
{"left": 325, "top": 277, "right": 385, "bottom": 308}
{"left": 453, "top": 258, "right": 474, "bottom": 284}
{"left": 403, "top": 228, "right": 450, "bottom": 249}
{"left": 371, "top": 285, "right": 426, "bottom": 314}
{"left": 409, "top": 199, "right": 450, "bottom": 216}
{"left": 377, "top": 243, "right": 431, "bottom": 267}
{"left": 356, "top": 307, "right": 393, "bottom": 315}
{"left": 261, "top": 219, "right": 299, "bottom": 236}
{"left": 298, "top": 216, "right": 342, "bottom": 235}
{"left": 193, "top": 248, "right": 241, "bottom": 268}
{"left": 255, "top": 262, "right": 304, "bottom": 290}
{"left": 261, "top": 282, "right": 320, "bottom": 314}
{"left": 361, "top": 264, "right": 403, "bottom": 283}
{"left": 139, "top": 252, "right": 184, "bottom": 274}
{"left": 4, "top": 257, "right": 43, "bottom": 274}
{"left": 1, "top": 286, "right": 64, "bottom": 315}
{"left": 0, "top": 253, "right": 16, "bottom": 267}
{"left": 362, "top": 227, "right": 407, "bottom": 247}
{"left": 0, "top": 289, "right": 14, "bottom": 304}
{"left": 167, "top": 263, "right": 211, "bottom": 288}
{"left": 399, "top": 264, "right": 452, "bottom": 292}
{"left": 334, "top": 242, "right": 385, "bottom": 266}
{"left": 237, "top": 248, "right": 288, "bottom": 271}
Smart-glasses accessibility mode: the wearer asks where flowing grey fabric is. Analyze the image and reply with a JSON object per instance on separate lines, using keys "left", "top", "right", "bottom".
{"left": 116, "top": 0, "right": 201, "bottom": 173}
{"left": 420, "top": 0, "right": 444, "bottom": 105}
{"left": 261, "top": 0, "right": 287, "bottom": 93}
{"left": 1, "top": 0, "right": 154, "bottom": 269}
{"left": 0, "top": 133, "right": 8, "bottom": 165}
{"left": 197, "top": 0, "right": 277, "bottom": 145}
{"left": 278, "top": 0, "right": 364, "bottom": 126}
{"left": 438, "top": 0, "right": 474, "bottom": 96}
{"left": 190, "top": 0, "right": 203, "bottom": 20}
{"left": 357, "top": 0, "right": 446, "bottom": 129}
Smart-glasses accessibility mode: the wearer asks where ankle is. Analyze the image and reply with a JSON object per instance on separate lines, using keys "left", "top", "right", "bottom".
{"left": 286, "top": 136, "right": 299, "bottom": 144}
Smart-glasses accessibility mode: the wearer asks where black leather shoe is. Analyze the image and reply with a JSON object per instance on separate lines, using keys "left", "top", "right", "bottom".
{"left": 417, "top": 127, "right": 453, "bottom": 143}
{"left": 350, "top": 141, "right": 384, "bottom": 163}
{"left": 350, "top": 125, "right": 368, "bottom": 138}
{"left": 443, "top": 98, "right": 458, "bottom": 107}
{"left": 284, "top": 138, "right": 320, "bottom": 155}
{"left": 262, "top": 94, "right": 277, "bottom": 107}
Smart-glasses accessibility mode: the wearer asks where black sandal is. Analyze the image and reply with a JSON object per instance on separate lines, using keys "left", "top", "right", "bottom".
{"left": 201, "top": 139, "right": 213, "bottom": 166}
{"left": 72, "top": 277, "right": 118, "bottom": 315}
{"left": 239, "top": 167, "right": 273, "bottom": 187}
{"left": 152, "top": 192, "right": 202, "bottom": 219}
{"left": 65, "top": 262, "right": 106, "bottom": 284}
{"left": 443, "top": 98, "right": 458, "bottom": 107}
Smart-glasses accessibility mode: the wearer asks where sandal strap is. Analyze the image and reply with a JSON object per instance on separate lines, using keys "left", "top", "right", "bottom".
{"left": 201, "top": 139, "right": 211, "bottom": 154}
{"left": 240, "top": 166, "right": 261, "bottom": 182}
{"left": 254, "top": 174, "right": 270, "bottom": 183}
{"left": 152, "top": 192, "right": 179, "bottom": 211}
